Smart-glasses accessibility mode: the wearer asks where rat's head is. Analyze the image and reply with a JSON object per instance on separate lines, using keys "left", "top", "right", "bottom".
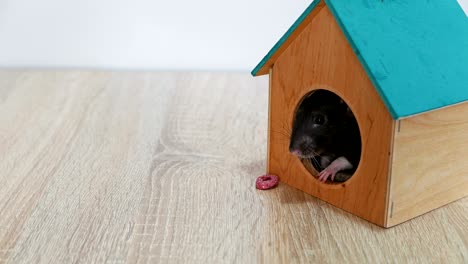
{"left": 289, "top": 90, "right": 347, "bottom": 158}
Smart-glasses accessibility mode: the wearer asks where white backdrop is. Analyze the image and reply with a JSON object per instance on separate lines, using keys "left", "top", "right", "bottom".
{"left": 0, "top": 0, "right": 312, "bottom": 71}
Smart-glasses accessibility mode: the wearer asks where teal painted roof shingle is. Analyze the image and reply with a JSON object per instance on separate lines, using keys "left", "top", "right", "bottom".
{"left": 252, "top": 0, "right": 468, "bottom": 119}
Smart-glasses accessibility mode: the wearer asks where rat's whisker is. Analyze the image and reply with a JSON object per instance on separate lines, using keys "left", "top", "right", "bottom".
{"left": 279, "top": 127, "right": 291, "bottom": 137}
{"left": 311, "top": 156, "right": 321, "bottom": 170}
{"left": 269, "top": 130, "right": 291, "bottom": 139}
{"left": 271, "top": 121, "right": 292, "bottom": 137}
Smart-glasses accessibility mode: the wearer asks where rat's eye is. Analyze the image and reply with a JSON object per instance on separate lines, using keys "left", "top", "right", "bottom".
{"left": 314, "top": 114, "right": 326, "bottom": 125}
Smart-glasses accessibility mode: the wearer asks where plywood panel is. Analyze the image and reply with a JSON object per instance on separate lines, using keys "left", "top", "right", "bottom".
{"left": 268, "top": 5, "right": 395, "bottom": 226}
{"left": 388, "top": 102, "right": 468, "bottom": 226}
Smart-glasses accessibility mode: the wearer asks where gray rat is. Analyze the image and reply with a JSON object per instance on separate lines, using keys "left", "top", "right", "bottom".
{"left": 289, "top": 90, "right": 361, "bottom": 182}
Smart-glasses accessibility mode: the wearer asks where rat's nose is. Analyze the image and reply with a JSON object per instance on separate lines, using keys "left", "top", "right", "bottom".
{"left": 290, "top": 149, "right": 301, "bottom": 156}
{"left": 290, "top": 136, "right": 315, "bottom": 156}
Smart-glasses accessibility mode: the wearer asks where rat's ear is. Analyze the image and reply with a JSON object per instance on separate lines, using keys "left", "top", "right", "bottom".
{"left": 338, "top": 99, "right": 349, "bottom": 111}
{"left": 339, "top": 99, "right": 349, "bottom": 109}
{"left": 345, "top": 106, "right": 355, "bottom": 118}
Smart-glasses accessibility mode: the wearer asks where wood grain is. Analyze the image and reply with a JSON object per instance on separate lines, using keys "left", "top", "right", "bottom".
{"left": 268, "top": 5, "right": 394, "bottom": 226}
{"left": 389, "top": 102, "right": 468, "bottom": 226}
{"left": 0, "top": 71, "right": 466, "bottom": 263}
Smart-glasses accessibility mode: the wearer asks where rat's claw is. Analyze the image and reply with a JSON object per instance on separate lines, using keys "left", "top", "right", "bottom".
{"left": 318, "top": 168, "right": 337, "bottom": 182}
{"left": 318, "top": 170, "right": 330, "bottom": 182}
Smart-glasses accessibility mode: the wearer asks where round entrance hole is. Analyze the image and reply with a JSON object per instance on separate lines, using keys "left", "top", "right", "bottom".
{"left": 289, "top": 89, "right": 362, "bottom": 184}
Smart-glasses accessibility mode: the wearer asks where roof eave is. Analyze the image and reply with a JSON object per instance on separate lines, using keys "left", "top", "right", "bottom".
{"left": 251, "top": 0, "right": 325, "bottom": 76}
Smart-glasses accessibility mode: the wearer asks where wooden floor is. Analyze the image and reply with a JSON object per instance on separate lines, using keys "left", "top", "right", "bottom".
{"left": 0, "top": 71, "right": 466, "bottom": 263}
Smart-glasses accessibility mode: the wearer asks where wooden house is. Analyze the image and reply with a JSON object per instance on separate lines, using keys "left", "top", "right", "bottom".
{"left": 251, "top": 0, "right": 468, "bottom": 227}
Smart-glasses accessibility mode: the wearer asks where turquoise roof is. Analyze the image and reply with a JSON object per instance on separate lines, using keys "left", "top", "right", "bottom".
{"left": 252, "top": 0, "right": 468, "bottom": 119}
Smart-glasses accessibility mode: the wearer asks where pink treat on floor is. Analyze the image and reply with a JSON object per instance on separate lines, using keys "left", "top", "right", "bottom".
{"left": 256, "top": 174, "right": 279, "bottom": 190}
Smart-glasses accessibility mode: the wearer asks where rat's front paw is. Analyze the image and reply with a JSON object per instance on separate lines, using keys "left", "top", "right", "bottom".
{"left": 317, "top": 157, "right": 353, "bottom": 183}
{"left": 317, "top": 168, "right": 337, "bottom": 182}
